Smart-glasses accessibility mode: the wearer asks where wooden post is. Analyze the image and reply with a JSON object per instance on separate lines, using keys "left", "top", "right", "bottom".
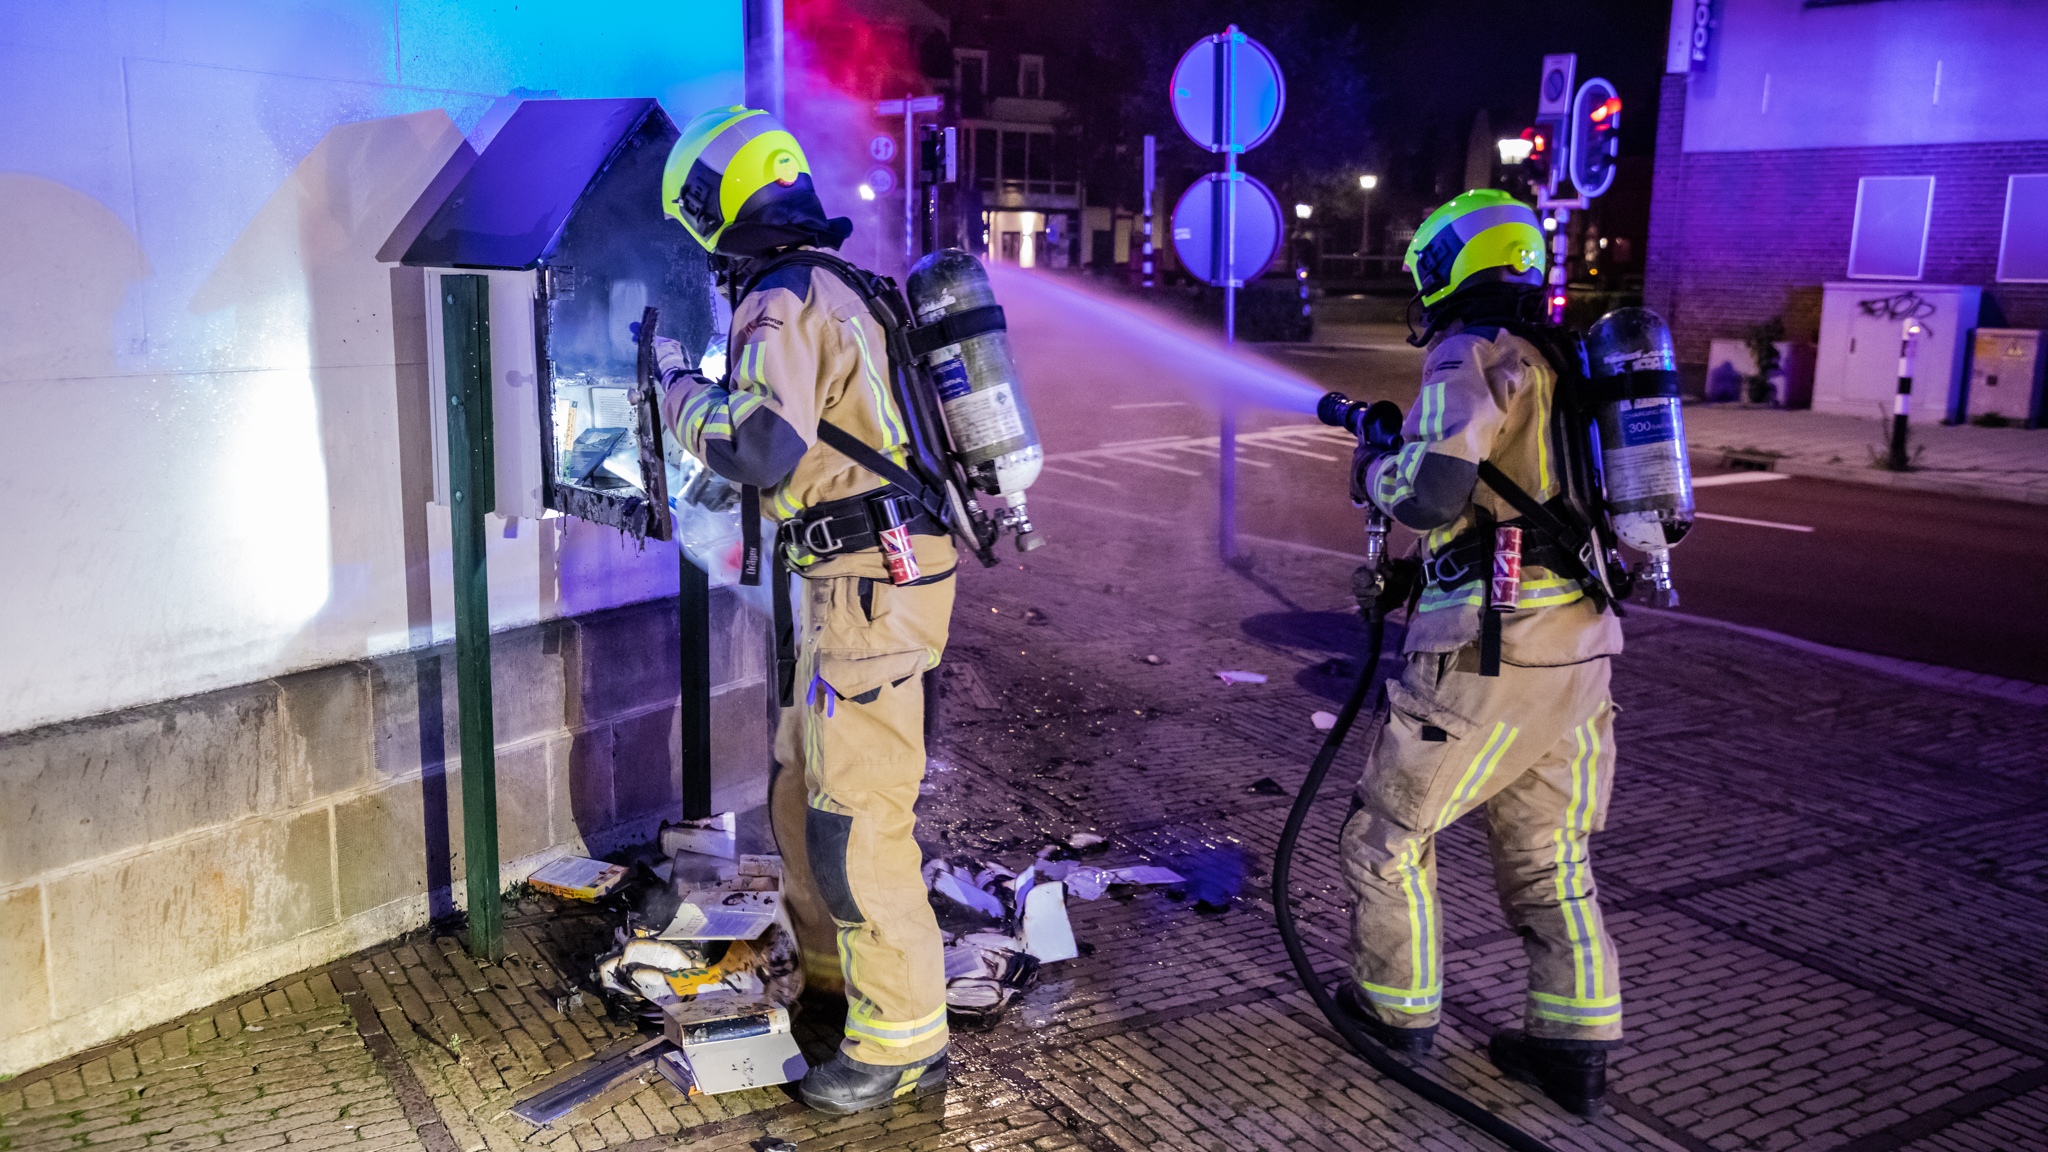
{"left": 441, "top": 275, "right": 504, "bottom": 963}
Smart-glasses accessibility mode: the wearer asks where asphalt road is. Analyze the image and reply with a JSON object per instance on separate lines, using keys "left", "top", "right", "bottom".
{"left": 997, "top": 277, "right": 2048, "bottom": 683}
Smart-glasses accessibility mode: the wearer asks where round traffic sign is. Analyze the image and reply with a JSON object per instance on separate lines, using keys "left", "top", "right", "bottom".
{"left": 869, "top": 135, "right": 896, "bottom": 162}
{"left": 1170, "top": 172, "right": 1284, "bottom": 286}
{"left": 1170, "top": 29, "right": 1285, "bottom": 154}
{"left": 865, "top": 166, "right": 896, "bottom": 196}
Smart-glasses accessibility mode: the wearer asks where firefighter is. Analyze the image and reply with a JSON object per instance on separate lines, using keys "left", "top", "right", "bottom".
{"left": 655, "top": 106, "right": 956, "bottom": 1115}
{"left": 1337, "top": 189, "right": 1625, "bottom": 1116}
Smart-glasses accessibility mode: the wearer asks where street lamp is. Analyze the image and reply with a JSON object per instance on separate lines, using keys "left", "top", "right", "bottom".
{"left": 1294, "top": 203, "right": 1313, "bottom": 220}
{"left": 1357, "top": 174, "right": 1379, "bottom": 258}
{"left": 857, "top": 184, "right": 876, "bottom": 201}
{"left": 1496, "top": 137, "right": 1533, "bottom": 165}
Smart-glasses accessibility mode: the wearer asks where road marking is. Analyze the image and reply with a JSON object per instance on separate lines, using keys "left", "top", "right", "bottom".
{"left": 1109, "top": 401, "right": 1188, "bottom": 409}
{"left": 1243, "top": 441, "right": 1339, "bottom": 462}
{"left": 1164, "top": 444, "right": 1272, "bottom": 466}
{"left": 1693, "top": 472, "right": 1792, "bottom": 488}
{"left": 1050, "top": 423, "right": 1346, "bottom": 470}
{"left": 1237, "top": 532, "right": 1369, "bottom": 561}
{"left": 1041, "top": 466, "right": 1121, "bottom": 487}
{"left": 1110, "top": 454, "right": 1200, "bottom": 477}
{"left": 1030, "top": 495, "right": 1176, "bottom": 526}
{"left": 1695, "top": 511, "right": 1814, "bottom": 532}
{"left": 1099, "top": 435, "right": 1201, "bottom": 448}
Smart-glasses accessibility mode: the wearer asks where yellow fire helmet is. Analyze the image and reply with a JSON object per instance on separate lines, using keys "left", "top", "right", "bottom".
{"left": 1403, "top": 189, "right": 1546, "bottom": 308}
{"left": 663, "top": 105, "right": 851, "bottom": 256}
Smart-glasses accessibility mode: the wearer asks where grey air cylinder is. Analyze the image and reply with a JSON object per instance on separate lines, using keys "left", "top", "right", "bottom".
{"left": 1584, "top": 307, "right": 1694, "bottom": 604}
{"left": 904, "top": 249, "right": 1043, "bottom": 498}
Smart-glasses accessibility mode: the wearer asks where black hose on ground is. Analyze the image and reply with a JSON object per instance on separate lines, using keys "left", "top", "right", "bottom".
{"left": 1271, "top": 609, "right": 1562, "bottom": 1152}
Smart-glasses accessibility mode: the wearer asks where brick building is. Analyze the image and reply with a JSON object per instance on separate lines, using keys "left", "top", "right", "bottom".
{"left": 1645, "top": 0, "right": 2048, "bottom": 394}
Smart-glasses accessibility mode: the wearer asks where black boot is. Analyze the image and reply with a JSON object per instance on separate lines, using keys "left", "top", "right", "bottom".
{"left": 1331, "top": 983, "right": 1437, "bottom": 1056}
{"left": 1488, "top": 1030, "right": 1612, "bottom": 1117}
{"left": 797, "top": 1050, "right": 948, "bottom": 1115}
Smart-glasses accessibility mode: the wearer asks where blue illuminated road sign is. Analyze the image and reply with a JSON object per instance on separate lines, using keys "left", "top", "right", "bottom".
{"left": 1171, "top": 172, "right": 1283, "bottom": 287}
{"left": 1170, "top": 29, "right": 1285, "bottom": 154}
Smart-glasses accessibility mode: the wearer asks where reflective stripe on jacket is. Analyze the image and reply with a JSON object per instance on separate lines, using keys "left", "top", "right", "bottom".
{"left": 662, "top": 251, "right": 955, "bottom": 579}
{"left": 1366, "top": 321, "right": 1621, "bottom": 666}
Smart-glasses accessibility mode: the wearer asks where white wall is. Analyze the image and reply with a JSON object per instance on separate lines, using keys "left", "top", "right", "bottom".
{"left": 1684, "top": 0, "right": 2048, "bottom": 153}
{"left": 0, "top": 0, "right": 744, "bottom": 733}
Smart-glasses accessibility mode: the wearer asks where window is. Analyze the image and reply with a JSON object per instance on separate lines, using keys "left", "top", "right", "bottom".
{"left": 1997, "top": 174, "right": 2048, "bottom": 283}
{"left": 1026, "top": 131, "right": 1052, "bottom": 183}
{"left": 1848, "top": 176, "right": 1934, "bottom": 280}
{"left": 1051, "top": 132, "right": 1076, "bottom": 185}
{"left": 953, "top": 49, "right": 987, "bottom": 94}
{"left": 1018, "top": 54, "right": 1045, "bottom": 99}
{"left": 973, "top": 128, "right": 998, "bottom": 190}
{"left": 1002, "top": 131, "right": 1026, "bottom": 187}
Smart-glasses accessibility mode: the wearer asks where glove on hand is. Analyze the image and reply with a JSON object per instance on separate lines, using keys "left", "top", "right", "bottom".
{"left": 1351, "top": 556, "right": 1420, "bottom": 617}
{"left": 1348, "top": 400, "right": 1405, "bottom": 506}
{"left": 652, "top": 336, "right": 692, "bottom": 384}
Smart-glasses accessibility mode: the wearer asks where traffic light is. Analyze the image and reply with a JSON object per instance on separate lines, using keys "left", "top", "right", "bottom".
{"left": 1530, "top": 53, "right": 1575, "bottom": 199}
{"left": 1569, "top": 78, "right": 1620, "bottom": 199}
{"left": 1528, "top": 116, "right": 1567, "bottom": 195}
{"left": 918, "top": 124, "right": 957, "bottom": 186}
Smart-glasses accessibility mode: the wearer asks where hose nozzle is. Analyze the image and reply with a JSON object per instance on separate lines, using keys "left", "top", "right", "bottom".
{"left": 1317, "top": 391, "right": 1367, "bottom": 435}
{"left": 1319, "top": 392, "right": 1405, "bottom": 452}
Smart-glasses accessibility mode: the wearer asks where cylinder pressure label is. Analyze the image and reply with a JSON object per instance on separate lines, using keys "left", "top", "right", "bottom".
{"left": 943, "top": 382, "right": 1026, "bottom": 452}
{"left": 1601, "top": 400, "right": 1687, "bottom": 504}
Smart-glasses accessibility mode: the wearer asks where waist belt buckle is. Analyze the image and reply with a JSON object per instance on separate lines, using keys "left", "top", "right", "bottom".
{"left": 1423, "top": 551, "right": 1471, "bottom": 588}
{"left": 803, "top": 513, "right": 848, "bottom": 557}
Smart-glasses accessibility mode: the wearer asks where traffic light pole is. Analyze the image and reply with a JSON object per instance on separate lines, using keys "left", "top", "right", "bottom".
{"left": 1547, "top": 208, "right": 1569, "bottom": 324}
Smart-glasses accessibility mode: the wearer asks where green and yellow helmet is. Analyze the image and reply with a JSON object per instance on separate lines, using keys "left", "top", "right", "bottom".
{"left": 663, "top": 106, "right": 850, "bottom": 256}
{"left": 1403, "top": 190, "right": 1546, "bottom": 308}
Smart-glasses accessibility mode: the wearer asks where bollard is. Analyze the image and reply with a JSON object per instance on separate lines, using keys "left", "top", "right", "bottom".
{"left": 1889, "top": 319, "right": 1925, "bottom": 471}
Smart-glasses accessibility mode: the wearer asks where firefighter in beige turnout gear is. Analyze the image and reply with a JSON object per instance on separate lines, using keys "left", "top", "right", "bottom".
{"left": 1338, "top": 190, "right": 1625, "bottom": 1116}
{"left": 656, "top": 106, "right": 953, "bottom": 1114}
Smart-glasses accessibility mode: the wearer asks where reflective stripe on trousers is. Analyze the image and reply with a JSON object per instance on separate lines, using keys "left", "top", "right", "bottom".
{"left": 1342, "top": 652, "right": 1624, "bottom": 1042}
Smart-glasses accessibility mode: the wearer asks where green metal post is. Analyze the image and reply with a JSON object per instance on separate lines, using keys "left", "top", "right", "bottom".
{"left": 441, "top": 275, "right": 504, "bottom": 962}
{"left": 679, "top": 553, "right": 712, "bottom": 820}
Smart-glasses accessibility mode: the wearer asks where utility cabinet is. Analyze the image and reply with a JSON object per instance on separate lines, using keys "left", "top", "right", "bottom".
{"left": 1813, "top": 283, "right": 1979, "bottom": 422}
{"left": 1963, "top": 329, "right": 2046, "bottom": 427}
{"left": 403, "top": 98, "right": 714, "bottom": 538}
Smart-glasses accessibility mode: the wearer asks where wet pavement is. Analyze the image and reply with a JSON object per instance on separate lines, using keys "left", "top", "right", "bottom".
{"left": 5, "top": 279, "right": 2045, "bottom": 1152}
{"left": 7, "top": 486, "right": 2046, "bottom": 1152}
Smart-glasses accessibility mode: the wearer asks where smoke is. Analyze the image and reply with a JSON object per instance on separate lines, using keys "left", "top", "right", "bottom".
{"left": 783, "top": 0, "right": 935, "bottom": 274}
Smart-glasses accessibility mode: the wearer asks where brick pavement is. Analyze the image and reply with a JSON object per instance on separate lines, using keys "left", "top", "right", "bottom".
{"left": 1684, "top": 406, "right": 2048, "bottom": 505}
{"left": 5, "top": 484, "right": 2045, "bottom": 1152}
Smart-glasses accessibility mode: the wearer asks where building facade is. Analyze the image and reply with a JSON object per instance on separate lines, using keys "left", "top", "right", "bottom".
{"left": 1645, "top": 0, "right": 2048, "bottom": 395}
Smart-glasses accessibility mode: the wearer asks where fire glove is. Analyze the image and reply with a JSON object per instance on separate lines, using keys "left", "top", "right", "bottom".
{"left": 1347, "top": 400, "right": 1405, "bottom": 506}
{"left": 652, "top": 336, "right": 693, "bottom": 385}
{"left": 1352, "top": 556, "right": 1420, "bottom": 619}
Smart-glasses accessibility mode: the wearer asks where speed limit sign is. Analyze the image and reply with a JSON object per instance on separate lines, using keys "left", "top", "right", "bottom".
{"left": 869, "top": 135, "right": 896, "bottom": 162}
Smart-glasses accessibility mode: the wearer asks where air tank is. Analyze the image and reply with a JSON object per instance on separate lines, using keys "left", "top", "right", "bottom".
{"left": 905, "top": 249, "right": 1044, "bottom": 550}
{"left": 1583, "top": 307, "right": 1694, "bottom": 606}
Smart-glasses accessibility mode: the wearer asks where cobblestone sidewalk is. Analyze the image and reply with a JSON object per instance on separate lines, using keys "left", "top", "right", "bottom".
{"left": 1684, "top": 405, "right": 2048, "bottom": 505}
{"left": 5, "top": 491, "right": 2045, "bottom": 1152}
